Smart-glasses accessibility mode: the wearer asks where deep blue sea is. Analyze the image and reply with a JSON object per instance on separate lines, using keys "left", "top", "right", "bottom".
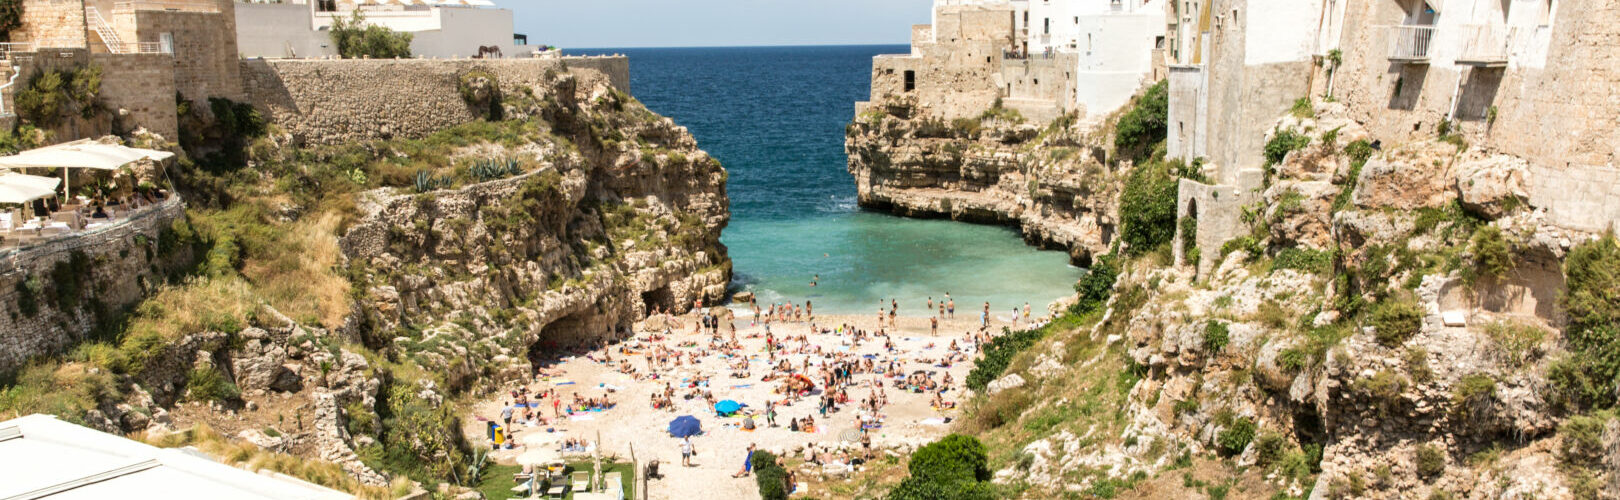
{"left": 568, "top": 46, "right": 1082, "bottom": 315}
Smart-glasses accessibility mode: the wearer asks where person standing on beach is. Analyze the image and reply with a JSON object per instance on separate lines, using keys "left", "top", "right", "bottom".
{"left": 680, "top": 436, "right": 696, "bottom": 467}
{"left": 930, "top": 316, "right": 938, "bottom": 336}
{"left": 766, "top": 401, "right": 777, "bottom": 427}
{"left": 501, "top": 401, "right": 513, "bottom": 429}
{"left": 927, "top": 297, "right": 934, "bottom": 312}
{"left": 947, "top": 298, "right": 955, "bottom": 319}
{"left": 938, "top": 302, "right": 945, "bottom": 318}
{"left": 806, "top": 300, "right": 813, "bottom": 321}
{"left": 1024, "top": 302, "right": 1031, "bottom": 322}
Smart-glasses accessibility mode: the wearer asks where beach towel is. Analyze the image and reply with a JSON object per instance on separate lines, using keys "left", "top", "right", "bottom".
{"left": 570, "top": 414, "right": 596, "bottom": 421}
{"left": 552, "top": 379, "right": 576, "bottom": 386}
{"left": 919, "top": 418, "right": 947, "bottom": 426}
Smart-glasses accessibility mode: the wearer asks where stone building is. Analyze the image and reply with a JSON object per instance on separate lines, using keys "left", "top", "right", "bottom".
{"left": 235, "top": 0, "right": 533, "bottom": 60}
{"left": 862, "top": 0, "right": 1167, "bottom": 124}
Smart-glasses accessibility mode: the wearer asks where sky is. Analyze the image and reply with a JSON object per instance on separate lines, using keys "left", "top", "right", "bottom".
{"left": 494, "top": 0, "right": 932, "bottom": 49}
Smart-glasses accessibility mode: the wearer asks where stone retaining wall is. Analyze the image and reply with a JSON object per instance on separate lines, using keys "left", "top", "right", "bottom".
{"left": 240, "top": 55, "right": 629, "bottom": 145}
{"left": 0, "top": 197, "right": 192, "bottom": 375}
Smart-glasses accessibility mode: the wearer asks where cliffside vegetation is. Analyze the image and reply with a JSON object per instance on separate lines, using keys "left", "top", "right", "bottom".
{"left": 2, "top": 71, "right": 726, "bottom": 497}
{"left": 330, "top": 10, "right": 413, "bottom": 60}
{"left": 844, "top": 79, "right": 1620, "bottom": 499}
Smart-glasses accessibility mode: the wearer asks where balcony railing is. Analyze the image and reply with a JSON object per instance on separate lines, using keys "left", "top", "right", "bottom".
{"left": 1456, "top": 24, "right": 1520, "bottom": 67}
{"left": 107, "top": 42, "right": 172, "bottom": 54}
{"left": 0, "top": 42, "right": 33, "bottom": 60}
{"left": 1385, "top": 25, "right": 1435, "bottom": 63}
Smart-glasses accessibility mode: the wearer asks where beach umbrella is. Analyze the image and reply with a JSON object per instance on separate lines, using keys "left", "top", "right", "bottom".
{"left": 838, "top": 428, "right": 862, "bottom": 442}
{"left": 668, "top": 415, "right": 702, "bottom": 437}
{"left": 714, "top": 400, "right": 742, "bottom": 415}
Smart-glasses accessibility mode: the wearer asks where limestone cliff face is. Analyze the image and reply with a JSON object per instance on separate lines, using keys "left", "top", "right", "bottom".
{"left": 845, "top": 99, "right": 1119, "bottom": 266}
{"left": 340, "top": 76, "right": 730, "bottom": 383}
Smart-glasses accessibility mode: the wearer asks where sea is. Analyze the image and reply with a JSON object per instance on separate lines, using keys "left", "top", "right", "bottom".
{"left": 567, "top": 45, "right": 1083, "bottom": 316}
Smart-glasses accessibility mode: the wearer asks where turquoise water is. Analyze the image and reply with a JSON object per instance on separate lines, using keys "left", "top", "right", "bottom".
{"left": 569, "top": 46, "right": 1082, "bottom": 315}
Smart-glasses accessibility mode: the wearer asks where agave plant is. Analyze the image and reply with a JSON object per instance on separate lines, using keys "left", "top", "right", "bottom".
{"left": 414, "top": 170, "right": 451, "bottom": 193}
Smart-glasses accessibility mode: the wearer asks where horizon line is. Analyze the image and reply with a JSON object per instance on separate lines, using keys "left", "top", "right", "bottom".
{"left": 561, "top": 42, "right": 913, "bottom": 51}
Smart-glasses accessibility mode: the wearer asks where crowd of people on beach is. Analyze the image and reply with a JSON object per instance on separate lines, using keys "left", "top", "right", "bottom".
{"left": 478, "top": 289, "right": 1056, "bottom": 494}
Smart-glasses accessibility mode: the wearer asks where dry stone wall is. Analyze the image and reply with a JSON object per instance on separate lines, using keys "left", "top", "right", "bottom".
{"left": 241, "top": 56, "right": 629, "bottom": 145}
{"left": 0, "top": 197, "right": 193, "bottom": 375}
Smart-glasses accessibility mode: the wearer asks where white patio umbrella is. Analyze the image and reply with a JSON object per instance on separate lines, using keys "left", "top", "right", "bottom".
{"left": 515, "top": 447, "right": 563, "bottom": 467}
{"left": 0, "top": 182, "right": 55, "bottom": 205}
{"left": 0, "top": 141, "right": 173, "bottom": 201}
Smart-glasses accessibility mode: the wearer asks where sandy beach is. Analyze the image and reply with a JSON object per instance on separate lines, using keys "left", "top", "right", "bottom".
{"left": 462, "top": 306, "right": 1038, "bottom": 499}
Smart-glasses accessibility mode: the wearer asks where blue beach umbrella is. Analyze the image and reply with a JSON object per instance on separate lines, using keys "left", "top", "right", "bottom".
{"left": 714, "top": 400, "right": 742, "bottom": 415}
{"left": 668, "top": 415, "right": 703, "bottom": 437}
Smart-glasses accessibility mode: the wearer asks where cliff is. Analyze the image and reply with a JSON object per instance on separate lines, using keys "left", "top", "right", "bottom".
{"left": 845, "top": 96, "right": 1122, "bottom": 267}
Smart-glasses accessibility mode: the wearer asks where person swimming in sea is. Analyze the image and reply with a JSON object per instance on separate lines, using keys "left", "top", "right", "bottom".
{"left": 809, "top": 274, "right": 819, "bottom": 287}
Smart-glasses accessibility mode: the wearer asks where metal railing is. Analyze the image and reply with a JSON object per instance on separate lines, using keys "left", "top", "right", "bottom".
{"left": 1456, "top": 24, "right": 1520, "bottom": 66}
{"left": 113, "top": 1, "right": 221, "bottom": 13}
{"left": 107, "top": 42, "right": 172, "bottom": 54}
{"left": 1385, "top": 25, "right": 1435, "bottom": 62}
{"left": 85, "top": 7, "right": 129, "bottom": 54}
{"left": 0, "top": 42, "right": 33, "bottom": 60}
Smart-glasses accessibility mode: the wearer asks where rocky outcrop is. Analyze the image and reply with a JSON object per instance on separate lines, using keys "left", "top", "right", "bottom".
{"left": 845, "top": 100, "right": 1118, "bottom": 265}
{"left": 341, "top": 73, "right": 730, "bottom": 383}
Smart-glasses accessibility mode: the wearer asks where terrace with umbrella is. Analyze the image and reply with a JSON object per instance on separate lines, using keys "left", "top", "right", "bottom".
{"left": 0, "top": 139, "right": 175, "bottom": 249}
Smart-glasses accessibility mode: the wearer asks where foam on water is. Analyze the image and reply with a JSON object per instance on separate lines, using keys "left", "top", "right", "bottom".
{"left": 569, "top": 46, "right": 1085, "bottom": 315}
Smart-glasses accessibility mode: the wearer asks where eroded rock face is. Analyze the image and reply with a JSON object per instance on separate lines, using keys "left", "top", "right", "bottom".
{"left": 1352, "top": 142, "right": 1461, "bottom": 211}
{"left": 340, "top": 76, "right": 730, "bottom": 384}
{"left": 845, "top": 102, "right": 1118, "bottom": 266}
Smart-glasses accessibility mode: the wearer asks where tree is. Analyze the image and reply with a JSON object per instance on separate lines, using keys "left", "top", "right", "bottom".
{"left": 330, "top": 10, "right": 413, "bottom": 59}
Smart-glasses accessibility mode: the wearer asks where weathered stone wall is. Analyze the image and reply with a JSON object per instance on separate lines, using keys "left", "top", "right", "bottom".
{"left": 240, "top": 56, "right": 629, "bottom": 145}
{"left": 9, "top": 48, "right": 179, "bottom": 141}
{"left": 126, "top": 7, "right": 243, "bottom": 102}
{"left": 1331, "top": 0, "right": 1620, "bottom": 232}
{"left": 15, "top": 0, "right": 89, "bottom": 48}
{"left": 0, "top": 197, "right": 192, "bottom": 375}
{"left": 864, "top": 4, "right": 1020, "bottom": 120}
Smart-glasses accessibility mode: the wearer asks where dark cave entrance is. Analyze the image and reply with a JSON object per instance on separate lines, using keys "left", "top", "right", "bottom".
{"left": 642, "top": 286, "right": 674, "bottom": 315}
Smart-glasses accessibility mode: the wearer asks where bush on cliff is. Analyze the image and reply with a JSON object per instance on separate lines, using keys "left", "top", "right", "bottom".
{"left": 0, "top": 0, "right": 23, "bottom": 42}
{"left": 1119, "top": 160, "right": 1180, "bottom": 256}
{"left": 1114, "top": 80, "right": 1167, "bottom": 162}
{"left": 888, "top": 434, "right": 996, "bottom": 500}
{"left": 15, "top": 64, "right": 102, "bottom": 128}
{"left": 1554, "top": 234, "right": 1620, "bottom": 409}
{"left": 331, "top": 10, "right": 413, "bottom": 59}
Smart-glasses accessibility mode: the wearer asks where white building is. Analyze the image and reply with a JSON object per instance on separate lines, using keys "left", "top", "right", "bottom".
{"left": 236, "top": 0, "right": 537, "bottom": 59}
{"left": 1019, "top": 0, "right": 1167, "bottom": 118}
{"left": 0, "top": 414, "right": 353, "bottom": 499}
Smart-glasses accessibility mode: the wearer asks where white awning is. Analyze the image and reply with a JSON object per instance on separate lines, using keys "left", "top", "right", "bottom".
{"left": 0, "top": 140, "right": 174, "bottom": 171}
{"left": 464, "top": 0, "right": 496, "bottom": 6}
{"left": 0, "top": 173, "right": 61, "bottom": 204}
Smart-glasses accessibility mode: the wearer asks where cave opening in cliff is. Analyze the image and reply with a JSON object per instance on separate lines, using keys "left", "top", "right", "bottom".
{"left": 642, "top": 286, "right": 675, "bottom": 314}
{"left": 527, "top": 310, "right": 603, "bottom": 366}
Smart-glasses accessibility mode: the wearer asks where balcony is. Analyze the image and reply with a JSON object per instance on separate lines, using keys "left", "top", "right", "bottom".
{"left": 1385, "top": 25, "right": 1435, "bottom": 64}
{"left": 1456, "top": 24, "right": 1520, "bottom": 67}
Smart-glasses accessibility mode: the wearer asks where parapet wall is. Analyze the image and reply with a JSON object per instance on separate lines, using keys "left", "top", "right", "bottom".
{"left": 0, "top": 197, "right": 192, "bottom": 375}
{"left": 240, "top": 55, "right": 629, "bottom": 145}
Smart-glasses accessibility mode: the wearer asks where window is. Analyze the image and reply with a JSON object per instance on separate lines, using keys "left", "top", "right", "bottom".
{"left": 317, "top": 0, "right": 337, "bottom": 12}
{"left": 903, "top": 71, "right": 915, "bottom": 92}
{"left": 158, "top": 33, "right": 173, "bottom": 54}
{"left": 1044, "top": 18, "right": 1050, "bottom": 34}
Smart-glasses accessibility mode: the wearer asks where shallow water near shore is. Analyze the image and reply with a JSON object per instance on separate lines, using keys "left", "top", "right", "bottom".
{"left": 569, "top": 45, "right": 1083, "bottom": 315}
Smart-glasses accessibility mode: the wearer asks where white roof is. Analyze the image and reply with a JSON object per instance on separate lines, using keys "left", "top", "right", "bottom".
{"left": 0, "top": 172, "right": 60, "bottom": 204}
{"left": 0, "top": 415, "right": 354, "bottom": 500}
{"left": 0, "top": 140, "right": 174, "bottom": 171}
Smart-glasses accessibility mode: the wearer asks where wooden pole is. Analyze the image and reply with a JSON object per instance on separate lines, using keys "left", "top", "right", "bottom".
{"left": 629, "top": 442, "right": 640, "bottom": 500}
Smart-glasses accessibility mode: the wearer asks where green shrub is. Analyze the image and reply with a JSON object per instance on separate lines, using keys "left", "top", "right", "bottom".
{"left": 1114, "top": 80, "right": 1168, "bottom": 161}
{"left": 1414, "top": 445, "right": 1446, "bottom": 478}
{"left": 1355, "top": 370, "right": 1407, "bottom": 414}
{"left": 965, "top": 325, "right": 1045, "bottom": 392}
{"left": 1203, "top": 320, "right": 1230, "bottom": 354}
{"left": 1263, "top": 128, "right": 1311, "bottom": 167}
{"left": 1483, "top": 321, "right": 1546, "bottom": 368}
{"left": 1557, "top": 234, "right": 1620, "bottom": 409}
{"left": 889, "top": 435, "right": 996, "bottom": 500}
{"left": 1216, "top": 417, "right": 1256, "bottom": 456}
{"left": 1558, "top": 412, "right": 1614, "bottom": 468}
{"left": 908, "top": 434, "right": 990, "bottom": 483}
{"left": 0, "top": 0, "right": 23, "bottom": 41}
{"left": 751, "top": 451, "right": 788, "bottom": 500}
{"left": 1404, "top": 347, "right": 1434, "bottom": 383}
{"left": 1271, "top": 248, "right": 1332, "bottom": 274}
{"left": 15, "top": 65, "right": 102, "bottom": 127}
{"left": 1070, "top": 253, "right": 1118, "bottom": 315}
{"left": 1470, "top": 226, "right": 1513, "bottom": 279}
{"left": 1290, "top": 97, "right": 1313, "bottom": 118}
{"left": 185, "top": 367, "right": 240, "bottom": 402}
{"left": 1277, "top": 348, "right": 1307, "bottom": 373}
{"left": 1120, "top": 161, "right": 1181, "bottom": 255}
{"left": 1451, "top": 373, "right": 1496, "bottom": 419}
{"left": 1371, "top": 299, "right": 1423, "bottom": 347}
{"left": 330, "top": 10, "right": 413, "bottom": 59}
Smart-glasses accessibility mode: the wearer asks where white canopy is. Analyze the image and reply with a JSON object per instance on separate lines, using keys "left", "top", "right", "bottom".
{"left": 0, "top": 175, "right": 57, "bottom": 202}
{"left": 0, "top": 171, "right": 62, "bottom": 192}
{"left": 0, "top": 141, "right": 173, "bottom": 201}
{"left": 0, "top": 140, "right": 174, "bottom": 171}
